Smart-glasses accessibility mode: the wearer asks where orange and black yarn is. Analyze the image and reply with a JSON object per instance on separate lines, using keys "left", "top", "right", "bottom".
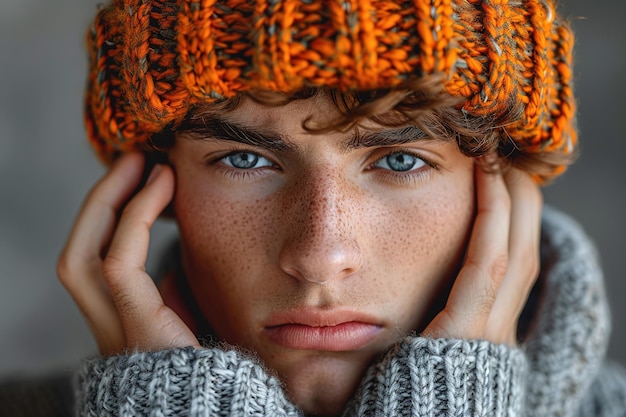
{"left": 85, "top": 0, "right": 577, "bottom": 180}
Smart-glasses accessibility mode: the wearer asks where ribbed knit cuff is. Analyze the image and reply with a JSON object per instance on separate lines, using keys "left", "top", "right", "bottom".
{"left": 345, "top": 337, "right": 528, "bottom": 417}
{"left": 74, "top": 347, "right": 302, "bottom": 417}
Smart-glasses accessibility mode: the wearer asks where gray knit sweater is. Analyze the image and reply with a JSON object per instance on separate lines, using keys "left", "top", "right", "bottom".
{"left": 2, "top": 206, "right": 626, "bottom": 416}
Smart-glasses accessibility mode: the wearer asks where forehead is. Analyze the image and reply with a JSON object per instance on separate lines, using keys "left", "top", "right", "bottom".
{"left": 237, "top": 96, "right": 329, "bottom": 133}
{"left": 191, "top": 93, "right": 342, "bottom": 132}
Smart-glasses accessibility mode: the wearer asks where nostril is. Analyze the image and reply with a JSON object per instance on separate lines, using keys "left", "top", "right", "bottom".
{"left": 278, "top": 242, "right": 363, "bottom": 284}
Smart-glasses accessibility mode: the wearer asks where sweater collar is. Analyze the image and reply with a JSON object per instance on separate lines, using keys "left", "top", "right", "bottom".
{"left": 520, "top": 206, "right": 611, "bottom": 414}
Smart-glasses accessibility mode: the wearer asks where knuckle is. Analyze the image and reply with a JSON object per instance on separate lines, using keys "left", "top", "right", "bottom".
{"left": 117, "top": 292, "right": 138, "bottom": 316}
{"left": 56, "top": 252, "right": 73, "bottom": 285}
{"left": 162, "top": 324, "right": 189, "bottom": 349}
{"left": 101, "top": 253, "right": 127, "bottom": 284}
{"left": 474, "top": 286, "right": 497, "bottom": 316}
{"left": 489, "top": 253, "right": 509, "bottom": 282}
{"left": 102, "top": 254, "right": 143, "bottom": 317}
{"left": 56, "top": 251, "right": 84, "bottom": 287}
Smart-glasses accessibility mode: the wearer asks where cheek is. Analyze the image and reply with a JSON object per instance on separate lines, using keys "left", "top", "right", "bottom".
{"left": 395, "top": 181, "right": 473, "bottom": 261}
{"left": 172, "top": 174, "right": 282, "bottom": 332}
{"left": 174, "top": 172, "right": 277, "bottom": 266}
{"left": 368, "top": 173, "right": 475, "bottom": 310}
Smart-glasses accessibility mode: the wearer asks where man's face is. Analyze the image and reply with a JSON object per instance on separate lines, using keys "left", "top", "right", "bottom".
{"left": 168, "top": 94, "right": 475, "bottom": 415}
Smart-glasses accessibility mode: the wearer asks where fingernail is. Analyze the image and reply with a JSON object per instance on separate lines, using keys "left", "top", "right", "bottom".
{"left": 146, "top": 164, "right": 163, "bottom": 185}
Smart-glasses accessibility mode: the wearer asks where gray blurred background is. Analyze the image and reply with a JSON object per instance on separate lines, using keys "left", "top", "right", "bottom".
{"left": 0, "top": 0, "right": 624, "bottom": 377}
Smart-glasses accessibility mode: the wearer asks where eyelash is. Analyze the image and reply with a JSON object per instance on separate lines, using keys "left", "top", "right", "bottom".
{"left": 368, "top": 149, "right": 439, "bottom": 186}
{"left": 204, "top": 148, "right": 279, "bottom": 182}
{"left": 205, "top": 148, "right": 439, "bottom": 185}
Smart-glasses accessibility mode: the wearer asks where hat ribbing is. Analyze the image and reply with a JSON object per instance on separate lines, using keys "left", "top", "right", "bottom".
{"left": 85, "top": 0, "right": 576, "bottom": 179}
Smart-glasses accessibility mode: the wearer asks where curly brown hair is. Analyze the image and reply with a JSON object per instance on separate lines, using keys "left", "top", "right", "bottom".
{"left": 148, "top": 74, "right": 577, "bottom": 184}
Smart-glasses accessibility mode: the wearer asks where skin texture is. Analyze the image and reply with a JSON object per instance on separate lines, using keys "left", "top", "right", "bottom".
{"left": 167, "top": 95, "right": 475, "bottom": 414}
{"left": 58, "top": 93, "right": 543, "bottom": 417}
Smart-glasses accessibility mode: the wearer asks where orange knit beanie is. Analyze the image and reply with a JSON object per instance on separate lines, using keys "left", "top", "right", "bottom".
{"left": 85, "top": 0, "right": 576, "bottom": 179}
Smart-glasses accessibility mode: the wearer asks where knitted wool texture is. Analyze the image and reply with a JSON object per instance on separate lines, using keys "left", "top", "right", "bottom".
{"left": 85, "top": 0, "right": 576, "bottom": 180}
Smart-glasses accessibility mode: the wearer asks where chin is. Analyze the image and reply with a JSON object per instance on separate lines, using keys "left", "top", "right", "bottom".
{"left": 270, "top": 351, "right": 375, "bottom": 416}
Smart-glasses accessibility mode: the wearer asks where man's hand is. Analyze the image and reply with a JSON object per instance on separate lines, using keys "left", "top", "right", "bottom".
{"left": 422, "top": 164, "right": 543, "bottom": 346}
{"left": 57, "top": 153, "right": 199, "bottom": 356}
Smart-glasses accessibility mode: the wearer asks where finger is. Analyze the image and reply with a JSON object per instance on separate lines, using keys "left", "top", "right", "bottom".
{"left": 486, "top": 169, "right": 543, "bottom": 343}
{"left": 104, "top": 163, "right": 172, "bottom": 273}
{"left": 423, "top": 164, "right": 511, "bottom": 339}
{"left": 61, "top": 153, "right": 145, "bottom": 262}
{"left": 102, "top": 164, "right": 199, "bottom": 350}
{"left": 58, "top": 153, "right": 145, "bottom": 354}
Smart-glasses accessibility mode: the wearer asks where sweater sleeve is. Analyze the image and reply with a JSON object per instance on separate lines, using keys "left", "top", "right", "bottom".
{"left": 343, "top": 337, "right": 528, "bottom": 417}
{"left": 74, "top": 346, "right": 303, "bottom": 417}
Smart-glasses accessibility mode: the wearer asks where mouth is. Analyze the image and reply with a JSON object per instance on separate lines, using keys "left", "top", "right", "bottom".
{"left": 264, "top": 309, "right": 383, "bottom": 352}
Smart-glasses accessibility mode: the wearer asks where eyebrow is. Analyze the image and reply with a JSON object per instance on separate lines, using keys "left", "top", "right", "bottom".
{"left": 349, "top": 126, "right": 429, "bottom": 148}
{"left": 178, "top": 116, "right": 430, "bottom": 150}
{"left": 178, "top": 117, "right": 295, "bottom": 151}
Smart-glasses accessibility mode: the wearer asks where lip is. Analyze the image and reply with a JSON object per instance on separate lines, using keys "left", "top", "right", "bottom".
{"left": 264, "top": 309, "right": 383, "bottom": 351}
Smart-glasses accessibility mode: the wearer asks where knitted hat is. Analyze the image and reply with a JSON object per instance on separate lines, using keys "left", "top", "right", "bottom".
{"left": 85, "top": 0, "right": 576, "bottom": 179}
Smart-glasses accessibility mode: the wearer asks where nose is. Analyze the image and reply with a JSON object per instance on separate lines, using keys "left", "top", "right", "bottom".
{"left": 278, "top": 170, "right": 364, "bottom": 284}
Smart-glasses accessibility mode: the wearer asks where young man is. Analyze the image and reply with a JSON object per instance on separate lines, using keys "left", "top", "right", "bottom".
{"left": 21, "top": 0, "right": 626, "bottom": 415}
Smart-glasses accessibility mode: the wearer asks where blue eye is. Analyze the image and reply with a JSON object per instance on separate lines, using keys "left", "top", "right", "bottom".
{"left": 222, "top": 152, "right": 273, "bottom": 169}
{"left": 374, "top": 152, "right": 426, "bottom": 172}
